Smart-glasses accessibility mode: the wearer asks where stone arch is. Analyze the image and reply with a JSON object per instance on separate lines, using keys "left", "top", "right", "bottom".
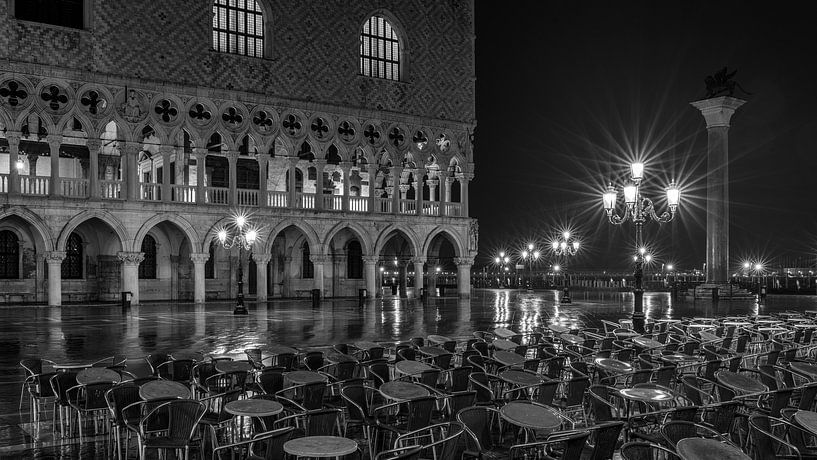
{"left": 16, "top": 107, "right": 55, "bottom": 134}
{"left": 57, "top": 210, "right": 129, "bottom": 252}
{"left": 422, "top": 227, "right": 465, "bottom": 259}
{"left": 57, "top": 110, "right": 97, "bottom": 139}
{"left": 133, "top": 213, "right": 200, "bottom": 255}
{"left": 374, "top": 224, "right": 420, "bottom": 257}
{"left": 0, "top": 206, "right": 54, "bottom": 252}
{"left": 262, "top": 219, "right": 321, "bottom": 255}
{"left": 135, "top": 122, "right": 168, "bottom": 145}
{"left": 323, "top": 222, "right": 373, "bottom": 255}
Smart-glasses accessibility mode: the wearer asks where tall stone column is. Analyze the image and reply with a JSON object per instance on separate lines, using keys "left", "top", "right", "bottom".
{"left": 288, "top": 157, "right": 299, "bottom": 208}
{"left": 414, "top": 180, "right": 423, "bottom": 215}
{"left": 85, "top": 139, "right": 101, "bottom": 199}
{"left": 123, "top": 142, "right": 141, "bottom": 202}
{"left": 193, "top": 148, "right": 207, "bottom": 205}
{"left": 413, "top": 257, "right": 426, "bottom": 298}
{"left": 254, "top": 254, "right": 271, "bottom": 301}
{"left": 160, "top": 145, "right": 173, "bottom": 202}
{"left": 462, "top": 174, "right": 473, "bottom": 216}
{"left": 427, "top": 258, "right": 439, "bottom": 296}
{"left": 118, "top": 252, "right": 144, "bottom": 306}
{"left": 313, "top": 159, "right": 326, "bottom": 210}
{"left": 438, "top": 175, "right": 448, "bottom": 216}
{"left": 391, "top": 166, "right": 403, "bottom": 215}
{"left": 227, "top": 151, "right": 238, "bottom": 205}
{"left": 47, "top": 135, "right": 62, "bottom": 197}
{"left": 45, "top": 251, "right": 65, "bottom": 306}
{"left": 7, "top": 132, "right": 21, "bottom": 194}
{"left": 363, "top": 256, "right": 378, "bottom": 299}
{"left": 190, "top": 252, "right": 209, "bottom": 303}
{"left": 454, "top": 257, "right": 474, "bottom": 299}
{"left": 257, "top": 155, "right": 269, "bottom": 207}
{"left": 340, "top": 162, "right": 352, "bottom": 211}
{"left": 398, "top": 261, "right": 408, "bottom": 298}
{"left": 367, "top": 164, "right": 377, "bottom": 214}
{"left": 691, "top": 96, "right": 746, "bottom": 284}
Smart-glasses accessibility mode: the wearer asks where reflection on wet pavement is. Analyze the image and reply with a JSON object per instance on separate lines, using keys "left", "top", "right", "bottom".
{"left": 1, "top": 289, "right": 816, "bottom": 457}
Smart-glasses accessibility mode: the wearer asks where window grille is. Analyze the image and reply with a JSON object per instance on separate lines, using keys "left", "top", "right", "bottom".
{"left": 360, "top": 15, "right": 400, "bottom": 81}
{"left": 213, "top": 0, "right": 264, "bottom": 58}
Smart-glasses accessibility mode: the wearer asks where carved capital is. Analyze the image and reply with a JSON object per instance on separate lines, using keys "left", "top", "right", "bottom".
{"left": 158, "top": 145, "right": 174, "bottom": 156}
{"left": 313, "top": 159, "right": 327, "bottom": 169}
{"left": 189, "top": 252, "right": 210, "bottom": 264}
{"left": 122, "top": 141, "right": 141, "bottom": 156}
{"left": 84, "top": 139, "right": 102, "bottom": 151}
{"left": 362, "top": 256, "right": 379, "bottom": 265}
{"left": 225, "top": 150, "right": 239, "bottom": 162}
{"left": 253, "top": 254, "right": 272, "bottom": 264}
{"left": 309, "top": 254, "right": 330, "bottom": 264}
{"left": 411, "top": 257, "right": 427, "bottom": 265}
{"left": 288, "top": 156, "right": 301, "bottom": 166}
{"left": 46, "top": 134, "right": 62, "bottom": 149}
{"left": 339, "top": 161, "right": 353, "bottom": 171}
{"left": 690, "top": 96, "right": 746, "bottom": 128}
{"left": 192, "top": 147, "right": 209, "bottom": 158}
{"left": 45, "top": 251, "right": 66, "bottom": 263}
{"left": 118, "top": 251, "right": 145, "bottom": 265}
{"left": 5, "top": 131, "right": 21, "bottom": 148}
{"left": 453, "top": 257, "right": 474, "bottom": 267}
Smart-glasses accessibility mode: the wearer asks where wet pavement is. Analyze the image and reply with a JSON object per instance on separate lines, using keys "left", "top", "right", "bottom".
{"left": 1, "top": 288, "right": 816, "bottom": 458}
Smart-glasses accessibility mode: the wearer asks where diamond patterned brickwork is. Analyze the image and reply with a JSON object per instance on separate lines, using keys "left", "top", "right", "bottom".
{"left": 0, "top": 0, "right": 475, "bottom": 124}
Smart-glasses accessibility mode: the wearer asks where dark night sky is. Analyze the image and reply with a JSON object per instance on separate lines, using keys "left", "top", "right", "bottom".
{"left": 472, "top": 0, "right": 817, "bottom": 273}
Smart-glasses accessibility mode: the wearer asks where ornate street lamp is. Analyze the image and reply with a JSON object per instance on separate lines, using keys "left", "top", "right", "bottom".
{"left": 215, "top": 209, "right": 265, "bottom": 315}
{"left": 602, "top": 161, "right": 680, "bottom": 331}
{"left": 520, "top": 243, "right": 541, "bottom": 292}
{"left": 550, "top": 231, "right": 580, "bottom": 302}
{"left": 494, "top": 252, "right": 511, "bottom": 288}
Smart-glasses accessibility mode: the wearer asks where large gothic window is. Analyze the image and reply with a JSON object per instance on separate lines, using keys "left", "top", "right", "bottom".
{"left": 360, "top": 15, "right": 401, "bottom": 81}
{"left": 213, "top": 0, "right": 264, "bottom": 58}
{"left": 139, "top": 235, "right": 157, "bottom": 279}
{"left": 302, "top": 243, "right": 314, "bottom": 279}
{"left": 347, "top": 241, "right": 363, "bottom": 279}
{"left": 0, "top": 231, "right": 19, "bottom": 279}
{"left": 62, "top": 233, "right": 83, "bottom": 279}
{"left": 14, "top": 0, "right": 85, "bottom": 29}
{"left": 205, "top": 242, "right": 215, "bottom": 279}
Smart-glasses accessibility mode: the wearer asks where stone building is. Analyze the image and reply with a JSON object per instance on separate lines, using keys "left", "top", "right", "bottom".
{"left": 0, "top": 0, "right": 476, "bottom": 306}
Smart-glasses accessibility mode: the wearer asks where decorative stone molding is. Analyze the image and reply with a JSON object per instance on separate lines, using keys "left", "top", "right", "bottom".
{"left": 5, "top": 131, "right": 21, "bottom": 147}
{"left": 690, "top": 97, "right": 746, "bottom": 128}
{"left": 46, "top": 134, "right": 62, "bottom": 149}
{"left": 84, "top": 138, "right": 102, "bottom": 151}
{"left": 411, "top": 257, "right": 427, "bottom": 265}
{"left": 453, "top": 257, "right": 474, "bottom": 267}
{"left": 189, "top": 252, "right": 210, "bottom": 264}
{"left": 253, "top": 254, "right": 272, "bottom": 264}
{"left": 309, "top": 255, "right": 331, "bottom": 265}
{"left": 45, "top": 251, "right": 67, "bottom": 263}
{"left": 118, "top": 251, "right": 145, "bottom": 265}
{"left": 362, "top": 256, "right": 379, "bottom": 265}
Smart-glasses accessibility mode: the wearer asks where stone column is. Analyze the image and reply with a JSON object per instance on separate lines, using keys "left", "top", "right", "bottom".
{"left": 413, "top": 257, "right": 426, "bottom": 298}
{"left": 391, "top": 166, "right": 403, "bottom": 214}
{"left": 311, "top": 254, "right": 328, "bottom": 297}
{"left": 190, "top": 252, "right": 209, "bottom": 303}
{"left": 288, "top": 157, "right": 299, "bottom": 208}
{"left": 414, "top": 180, "right": 423, "bottom": 215}
{"left": 193, "top": 148, "right": 207, "bottom": 205}
{"left": 47, "top": 135, "right": 62, "bottom": 197}
{"left": 85, "top": 139, "right": 101, "bottom": 199}
{"left": 118, "top": 252, "right": 144, "bottom": 306}
{"left": 123, "top": 142, "right": 141, "bottom": 202}
{"left": 159, "top": 145, "right": 173, "bottom": 202}
{"left": 313, "top": 159, "right": 326, "bottom": 210}
{"left": 438, "top": 175, "right": 448, "bottom": 216}
{"left": 7, "top": 132, "right": 21, "bottom": 194}
{"left": 428, "top": 179, "right": 438, "bottom": 202}
{"left": 367, "top": 164, "right": 377, "bottom": 214}
{"left": 257, "top": 154, "right": 269, "bottom": 207}
{"left": 340, "top": 162, "right": 352, "bottom": 211}
{"left": 254, "top": 254, "right": 271, "bottom": 301}
{"left": 363, "top": 256, "right": 378, "bottom": 299}
{"left": 45, "top": 251, "right": 65, "bottom": 306}
{"left": 227, "top": 151, "right": 238, "bottom": 205}
{"left": 462, "top": 173, "right": 472, "bottom": 216}
{"left": 454, "top": 257, "right": 474, "bottom": 298}
{"left": 691, "top": 96, "right": 746, "bottom": 284}
{"left": 428, "top": 258, "right": 439, "bottom": 296}
{"left": 398, "top": 261, "right": 408, "bottom": 298}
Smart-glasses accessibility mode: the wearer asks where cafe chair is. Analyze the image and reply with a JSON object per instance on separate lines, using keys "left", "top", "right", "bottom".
{"left": 341, "top": 385, "right": 378, "bottom": 455}
{"left": 585, "top": 385, "right": 627, "bottom": 425}
{"left": 122, "top": 357, "right": 154, "bottom": 380}
{"left": 156, "top": 359, "right": 195, "bottom": 384}
{"left": 20, "top": 363, "right": 57, "bottom": 421}
{"left": 508, "top": 429, "right": 590, "bottom": 460}
{"left": 105, "top": 382, "right": 142, "bottom": 460}
{"left": 680, "top": 375, "right": 718, "bottom": 406}
{"left": 443, "top": 390, "right": 477, "bottom": 422}
{"left": 394, "top": 421, "right": 465, "bottom": 460}
{"left": 469, "top": 372, "right": 501, "bottom": 407}
{"left": 146, "top": 353, "right": 171, "bottom": 375}
{"left": 211, "top": 426, "right": 294, "bottom": 460}
{"left": 137, "top": 399, "right": 206, "bottom": 460}
{"left": 273, "top": 407, "right": 343, "bottom": 438}
{"left": 50, "top": 371, "right": 79, "bottom": 438}
{"left": 374, "top": 396, "right": 437, "bottom": 454}
{"left": 367, "top": 361, "right": 391, "bottom": 389}
{"left": 748, "top": 414, "right": 817, "bottom": 460}
{"left": 303, "top": 351, "right": 326, "bottom": 371}
{"left": 620, "top": 441, "right": 681, "bottom": 460}
{"left": 191, "top": 362, "right": 219, "bottom": 397}
{"left": 660, "top": 420, "right": 735, "bottom": 449}
{"left": 255, "top": 367, "right": 286, "bottom": 395}
{"left": 457, "top": 405, "right": 508, "bottom": 460}
{"left": 67, "top": 381, "right": 116, "bottom": 441}
{"left": 583, "top": 421, "right": 625, "bottom": 460}
{"left": 275, "top": 380, "right": 327, "bottom": 413}
{"left": 244, "top": 348, "right": 264, "bottom": 370}
{"left": 374, "top": 445, "right": 423, "bottom": 460}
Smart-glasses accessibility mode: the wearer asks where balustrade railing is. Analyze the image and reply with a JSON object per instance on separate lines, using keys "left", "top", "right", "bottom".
{"left": 267, "top": 190, "right": 288, "bottom": 208}
{"left": 445, "top": 203, "right": 462, "bottom": 217}
{"left": 100, "top": 180, "right": 122, "bottom": 199}
{"left": 399, "top": 199, "right": 417, "bottom": 215}
{"left": 206, "top": 187, "right": 229, "bottom": 205}
{"left": 20, "top": 176, "right": 49, "bottom": 195}
{"left": 61, "top": 178, "right": 88, "bottom": 198}
{"left": 422, "top": 203, "right": 439, "bottom": 215}
{"left": 349, "top": 196, "right": 368, "bottom": 212}
{"left": 322, "top": 195, "right": 342, "bottom": 210}
{"left": 376, "top": 197, "right": 392, "bottom": 213}
{"left": 299, "top": 192, "right": 315, "bottom": 209}
{"left": 0, "top": 174, "right": 7, "bottom": 193}
{"left": 171, "top": 184, "right": 196, "bottom": 203}
{"left": 237, "top": 189, "right": 258, "bottom": 206}
{"left": 140, "top": 183, "right": 161, "bottom": 201}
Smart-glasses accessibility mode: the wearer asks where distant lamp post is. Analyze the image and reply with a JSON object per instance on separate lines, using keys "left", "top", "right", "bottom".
{"left": 216, "top": 210, "right": 264, "bottom": 315}
{"left": 495, "top": 252, "right": 511, "bottom": 288}
{"left": 550, "top": 231, "right": 580, "bottom": 302}
{"left": 520, "top": 243, "right": 541, "bottom": 292}
{"left": 602, "top": 161, "right": 680, "bottom": 332}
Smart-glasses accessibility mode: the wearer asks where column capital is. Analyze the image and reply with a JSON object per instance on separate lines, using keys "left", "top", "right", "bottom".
{"left": 454, "top": 257, "right": 474, "bottom": 267}
{"left": 253, "top": 254, "right": 272, "bottom": 264}
{"left": 310, "top": 254, "right": 331, "bottom": 264}
{"left": 189, "top": 252, "right": 210, "bottom": 264}
{"left": 312, "top": 159, "right": 327, "bottom": 168}
{"left": 118, "top": 251, "right": 145, "bottom": 265}
{"left": 690, "top": 96, "right": 746, "bottom": 128}
{"left": 256, "top": 153, "right": 269, "bottom": 165}
{"left": 158, "top": 144, "right": 174, "bottom": 155}
{"left": 339, "top": 161, "right": 353, "bottom": 171}
{"left": 45, "top": 134, "right": 62, "bottom": 148}
{"left": 122, "top": 141, "right": 141, "bottom": 155}
{"left": 5, "top": 131, "right": 21, "bottom": 146}
{"left": 45, "top": 251, "right": 66, "bottom": 263}
{"left": 192, "top": 147, "right": 208, "bottom": 158}
{"left": 85, "top": 138, "right": 102, "bottom": 150}
{"left": 225, "top": 150, "right": 239, "bottom": 161}
{"left": 399, "top": 184, "right": 410, "bottom": 193}
{"left": 288, "top": 156, "right": 301, "bottom": 165}
{"left": 411, "top": 257, "right": 427, "bottom": 265}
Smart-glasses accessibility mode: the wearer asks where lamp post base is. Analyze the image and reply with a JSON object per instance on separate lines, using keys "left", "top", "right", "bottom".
{"left": 632, "top": 288, "right": 645, "bottom": 333}
{"left": 233, "top": 293, "right": 248, "bottom": 315}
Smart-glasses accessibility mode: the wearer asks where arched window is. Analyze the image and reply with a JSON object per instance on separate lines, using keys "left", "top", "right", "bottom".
{"left": 62, "top": 233, "right": 83, "bottom": 279}
{"left": 302, "top": 243, "right": 313, "bottom": 279}
{"left": 139, "top": 235, "right": 157, "bottom": 279}
{"left": 347, "top": 241, "right": 363, "bottom": 279}
{"left": 450, "top": 179, "right": 461, "bottom": 203}
{"left": 205, "top": 241, "right": 215, "bottom": 279}
{"left": 360, "top": 15, "right": 401, "bottom": 81}
{"left": 213, "top": 0, "right": 264, "bottom": 58}
{"left": 0, "top": 230, "right": 19, "bottom": 279}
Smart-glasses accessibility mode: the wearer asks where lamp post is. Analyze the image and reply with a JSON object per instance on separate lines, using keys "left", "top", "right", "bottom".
{"left": 602, "top": 161, "right": 680, "bottom": 332}
{"left": 520, "top": 243, "right": 541, "bottom": 292}
{"left": 494, "top": 252, "right": 511, "bottom": 288}
{"left": 551, "top": 231, "right": 579, "bottom": 302}
{"left": 216, "top": 210, "right": 264, "bottom": 315}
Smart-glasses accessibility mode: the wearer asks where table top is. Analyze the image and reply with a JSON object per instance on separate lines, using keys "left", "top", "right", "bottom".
{"left": 614, "top": 330, "right": 640, "bottom": 338}
{"left": 494, "top": 350, "right": 526, "bottom": 367}
{"left": 76, "top": 368, "right": 121, "bottom": 385}
{"left": 492, "top": 339, "right": 518, "bottom": 351}
{"left": 656, "top": 319, "right": 682, "bottom": 323}
{"left": 215, "top": 361, "right": 253, "bottom": 373}
{"left": 225, "top": 399, "right": 283, "bottom": 417}
{"left": 395, "top": 360, "right": 434, "bottom": 376}
{"left": 686, "top": 323, "right": 714, "bottom": 329}
{"left": 754, "top": 319, "right": 783, "bottom": 325}
{"left": 676, "top": 438, "right": 750, "bottom": 460}
{"left": 53, "top": 362, "right": 92, "bottom": 370}
{"left": 283, "top": 436, "right": 359, "bottom": 458}
{"left": 698, "top": 331, "right": 721, "bottom": 342}
{"left": 354, "top": 341, "right": 381, "bottom": 351}
{"left": 790, "top": 362, "right": 817, "bottom": 377}
{"left": 285, "top": 371, "right": 328, "bottom": 385}
{"left": 139, "top": 380, "right": 191, "bottom": 401}
{"left": 500, "top": 401, "right": 561, "bottom": 432}
{"left": 379, "top": 381, "right": 429, "bottom": 401}
{"left": 499, "top": 370, "right": 543, "bottom": 387}
{"left": 268, "top": 345, "right": 299, "bottom": 356}
{"left": 632, "top": 337, "right": 664, "bottom": 349}
{"left": 716, "top": 371, "right": 768, "bottom": 394}
{"left": 417, "top": 346, "right": 448, "bottom": 357}
{"left": 560, "top": 333, "right": 584, "bottom": 345}
{"left": 619, "top": 387, "right": 676, "bottom": 403}
{"left": 757, "top": 327, "right": 788, "bottom": 333}
{"left": 793, "top": 323, "right": 817, "bottom": 329}
{"left": 494, "top": 327, "right": 518, "bottom": 339}
{"left": 594, "top": 358, "right": 634, "bottom": 374}
{"left": 427, "top": 335, "right": 452, "bottom": 345}
{"left": 548, "top": 324, "right": 569, "bottom": 334}
{"left": 660, "top": 353, "right": 701, "bottom": 364}
{"left": 794, "top": 410, "right": 817, "bottom": 436}
{"left": 723, "top": 321, "right": 752, "bottom": 327}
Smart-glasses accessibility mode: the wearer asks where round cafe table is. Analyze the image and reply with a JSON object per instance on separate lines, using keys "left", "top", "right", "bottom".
{"left": 284, "top": 371, "right": 328, "bottom": 386}
{"left": 619, "top": 387, "right": 676, "bottom": 403}
{"left": 632, "top": 337, "right": 664, "bottom": 349}
{"left": 548, "top": 324, "right": 569, "bottom": 334}
{"left": 417, "top": 346, "right": 448, "bottom": 358}
{"left": 427, "top": 335, "right": 452, "bottom": 345}
{"left": 494, "top": 327, "right": 518, "bottom": 339}
{"left": 794, "top": 410, "right": 817, "bottom": 436}
{"left": 139, "top": 380, "right": 190, "bottom": 401}
{"left": 560, "top": 333, "right": 584, "bottom": 346}
{"left": 268, "top": 345, "right": 298, "bottom": 356}
{"left": 215, "top": 360, "right": 253, "bottom": 373}
{"left": 284, "top": 435, "right": 358, "bottom": 459}
{"left": 614, "top": 330, "right": 640, "bottom": 339}
{"left": 500, "top": 401, "right": 561, "bottom": 440}
{"left": 325, "top": 351, "right": 358, "bottom": 364}
{"left": 395, "top": 360, "right": 433, "bottom": 376}
{"left": 676, "top": 438, "right": 750, "bottom": 460}
{"left": 492, "top": 339, "right": 518, "bottom": 351}
{"left": 790, "top": 362, "right": 817, "bottom": 379}
{"left": 379, "top": 381, "right": 429, "bottom": 401}
{"left": 660, "top": 353, "right": 700, "bottom": 365}
{"left": 716, "top": 371, "right": 768, "bottom": 394}
{"left": 76, "top": 368, "right": 121, "bottom": 385}
{"left": 53, "top": 362, "right": 92, "bottom": 372}
{"left": 494, "top": 350, "right": 526, "bottom": 367}
{"left": 499, "top": 370, "right": 543, "bottom": 387}
{"left": 225, "top": 399, "right": 284, "bottom": 418}
{"left": 594, "top": 358, "right": 633, "bottom": 374}
{"left": 723, "top": 321, "right": 752, "bottom": 327}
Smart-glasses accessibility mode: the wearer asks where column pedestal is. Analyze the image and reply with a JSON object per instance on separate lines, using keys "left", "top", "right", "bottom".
{"left": 363, "top": 256, "right": 378, "bottom": 299}
{"left": 45, "top": 252, "right": 66, "bottom": 307}
{"left": 254, "top": 254, "right": 271, "bottom": 301}
{"left": 454, "top": 257, "right": 473, "bottom": 299}
{"left": 190, "top": 253, "right": 209, "bottom": 303}
{"left": 413, "top": 257, "right": 426, "bottom": 300}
